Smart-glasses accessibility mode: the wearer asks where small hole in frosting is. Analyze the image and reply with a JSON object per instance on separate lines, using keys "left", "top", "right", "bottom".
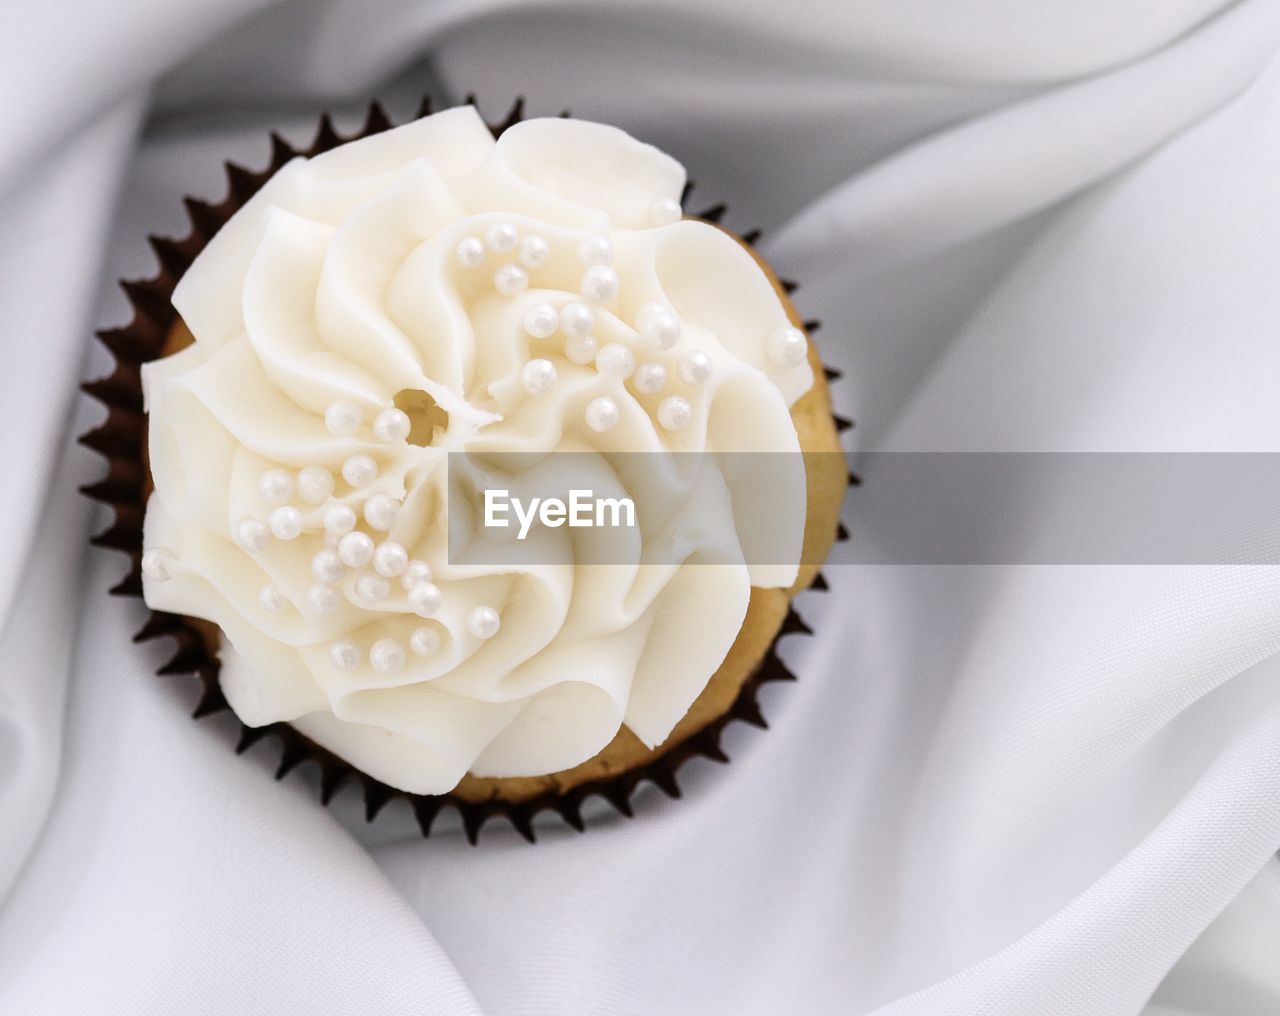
{"left": 393, "top": 389, "right": 449, "bottom": 446}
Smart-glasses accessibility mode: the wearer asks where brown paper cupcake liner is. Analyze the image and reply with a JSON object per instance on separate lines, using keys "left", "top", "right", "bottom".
{"left": 80, "top": 96, "right": 854, "bottom": 843}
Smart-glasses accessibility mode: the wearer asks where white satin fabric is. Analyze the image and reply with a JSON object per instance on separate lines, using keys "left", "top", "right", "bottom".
{"left": 3, "top": 2, "right": 1280, "bottom": 1013}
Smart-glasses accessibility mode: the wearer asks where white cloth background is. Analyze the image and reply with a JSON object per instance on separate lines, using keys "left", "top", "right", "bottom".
{"left": 2, "top": 1, "right": 1279, "bottom": 1012}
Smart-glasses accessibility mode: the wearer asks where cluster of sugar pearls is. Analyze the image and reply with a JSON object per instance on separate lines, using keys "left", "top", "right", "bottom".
{"left": 452, "top": 209, "right": 780, "bottom": 437}
{"left": 147, "top": 400, "right": 502, "bottom": 674}
{"left": 554, "top": 239, "right": 700, "bottom": 436}
{"left": 454, "top": 220, "right": 551, "bottom": 298}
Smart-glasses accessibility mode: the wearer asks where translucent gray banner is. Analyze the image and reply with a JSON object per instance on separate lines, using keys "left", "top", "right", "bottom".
{"left": 445, "top": 452, "right": 1280, "bottom": 566}
{"left": 846, "top": 452, "right": 1280, "bottom": 565}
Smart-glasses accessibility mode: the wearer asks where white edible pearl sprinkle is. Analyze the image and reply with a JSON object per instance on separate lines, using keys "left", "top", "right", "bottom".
{"left": 565, "top": 334, "right": 599, "bottom": 366}
{"left": 401, "top": 560, "right": 432, "bottom": 589}
{"left": 408, "top": 581, "right": 442, "bottom": 617}
{"left": 372, "top": 408, "right": 411, "bottom": 444}
{"left": 141, "top": 549, "right": 172, "bottom": 582}
{"left": 370, "top": 638, "right": 406, "bottom": 674}
{"left": 518, "top": 234, "right": 549, "bottom": 268}
{"left": 632, "top": 361, "right": 668, "bottom": 395}
{"left": 323, "top": 503, "right": 357, "bottom": 539}
{"left": 522, "top": 303, "right": 559, "bottom": 339}
{"left": 341, "top": 454, "right": 377, "bottom": 488}
{"left": 468, "top": 605, "right": 501, "bottom": 640}
{"left": 637, "top": 302, "right": 682, "bottom": 350}
{"left": 595, "top": 342, "right": 636, "bottom": 379}
{"left": 355, "top": 572, "right": 390, "bottom": 603}
{"left": 485, "top": 222, "right": 519, "bottom": 253}
{"left": 324, "top": 401, "right": 361, "bottom": 437}
{"left": 338, "top": 531, "right": 374, "bottom": 568}
{"left": 259, "top": 584, "right": 284, "bottom": 612}
{"left": 373, "top": 541, "right": 408, "bottom": 577}
{"left": 657, "top": 395, "right": 693, "bottom": 431}
{"left": 677, "top": 350, "right": 714, "bottom": 386}
{"left": 235, "top": 517, "right": 272, "bottom": 553}
{"left": 455, "top": 236, "right": 485, "bottom": 267}
{"left": 257, "top": 469, "right": 293, "bottom": 505}
{"left": 307, "top": 583, "right": 341, "bottom": 615}
{"left": 269, "top": 506, "right": 303, "bottom": 541}
{"left": 585, "top": 396, "right": 620, "bottom": 433}
{"left": 297, "top": 466, "right": 334, "bottom": 505}
{"left": 494, "top": 263, "right": 529, "bottom": 297}
{"left": 520, "top": 358, "right": 557, "bottom": 395}
{"left": 578, "top": 235, "right": 614, "bottom": 266}
{"left": 766, "top": 324, "right": 808, "bottom": 367}
{"left": 560, "top": 301, "right": 594, "bottom": 338}
{"left": 410, "top": 626, "right": 442, "bottom": 657}
{"left": 650, "top": 198, "right": 682, "bottom": 225}
{"left": 329, "top": 640, "right": 360, "bottom": 670}
{"left": 311, "top": 548, "right": 344, "bottom": 584}
{"left": 581, "top": 265, "right": 619, "bottom": 303}
{"left": 363, "top": 493, "right": 400, "bottom": 531}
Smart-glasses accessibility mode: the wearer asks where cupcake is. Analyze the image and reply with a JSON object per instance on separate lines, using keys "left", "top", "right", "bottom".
{"left": 83, "top": 99, "right": 848, "bottom": 841}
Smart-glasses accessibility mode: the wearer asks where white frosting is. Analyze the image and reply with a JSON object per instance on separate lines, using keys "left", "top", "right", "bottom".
{"left": 141, "top": 108, "right": 813, "bottom": 794}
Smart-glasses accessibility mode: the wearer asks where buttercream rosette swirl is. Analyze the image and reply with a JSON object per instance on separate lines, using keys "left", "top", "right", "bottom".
{"left": 140, "top": 107, "right": 813, "bottom": 794}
